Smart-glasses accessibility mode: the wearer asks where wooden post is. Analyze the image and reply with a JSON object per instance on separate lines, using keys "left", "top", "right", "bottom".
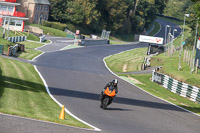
{"left": 196, "top": 59, "right": 199, "bottom": 74}
{"left": 192, "top": 58, "right": 195, "bottom": 73}
{"left": 188, "top": 52, "right": 191, "bottom": 65}
{"left": 187, "top": 52, "right": 189, "bottom": 65}
{"left": 185, "top": 50, "right": 188, "bottom": 63}
{"left": 190, "top": 55, "right": 193, "bottom": 68}
{"left": 185, "top": 49, "right": 187, "bottom": 62}
{"left": 168, "top": 46, "right": 170, "bottom": 56}
{"left": 172, "top": 45, "right": 175, "bottom": 56}
{"left": 183, "top": 49, "right": 186, "bottom": 62}
{"left": 7, "top": 46, "right": 10, "bottom": 56}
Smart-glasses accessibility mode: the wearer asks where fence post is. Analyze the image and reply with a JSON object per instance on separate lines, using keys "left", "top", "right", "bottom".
{"left": 184, "top": 49, "right": 186, "bottom": 62}
{"left": 185, "top": 50, "right": 187, "bottom": 63}
{"left": 190, "top": 55, "right": 193, "bottom": 67}
{"left": 185, "top": 49, "right": 187, "bottom": 62}
{"left": 173, "top": 45, "right": 175, "bottom": 55}
{"left": 168, "top": 46, "right": 170, "bottom": 56}
{"left": 7, "top": 47, "right": 10, "bottom": 56}
{"left": 187, "top": 52, "right": 190, "bottom": 65}
{"left": 192, "top": 58, "right": 195, "bottom": 73}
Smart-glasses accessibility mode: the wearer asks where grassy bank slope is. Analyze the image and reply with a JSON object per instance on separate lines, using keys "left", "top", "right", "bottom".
{"left": 105, "top": 48, "right": 200, "bottom": 114}
{"left": 30, "top": 24, "right": 67, "bottom": 37}
{"left": 105, "top": 48, "right": 147, "bottom": 73}
{"left": 148, "top": 21, "right": 161, "bottom": 36}
{"left": 17, "top": 41, "right": 44, "bottom": 60}
{"left": 0, "top": 57, "right": 90, "bottom": 128}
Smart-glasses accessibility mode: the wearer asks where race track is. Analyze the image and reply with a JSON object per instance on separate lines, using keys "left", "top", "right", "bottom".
{"left": 1, "top": 19, "right": 200, "bottom": 133}
{"left": 34, "top": 19, "right": 200, "bottom": 133}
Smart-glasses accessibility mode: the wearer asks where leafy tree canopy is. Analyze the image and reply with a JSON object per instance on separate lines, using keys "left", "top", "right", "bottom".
{"left": 48, "top": 0, "right": 167, "bottom": 34}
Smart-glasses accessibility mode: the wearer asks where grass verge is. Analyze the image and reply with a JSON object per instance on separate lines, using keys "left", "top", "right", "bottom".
{"left": 151, "top": 51, "right": 200, "bottom": 88}
{"left": 157, "top": 16, "right": 182, "bottom": 25}
{"left": 30, "top": 24, "right": 67, "bottom": 37}
{"left": 157, "top": 16, "right": 192, "bottom": 48}
{"left": 109, "top": 40, "right": 129, "bottom": 45}
{"left": 0, "top": 27, "right": 40, "bottom": 42}
{"left": 148, "top": 21, "right": 161, "bottom": 36}
{"left": 105, "top": 48, "right": 147, "bottom": 73}
{"left": 17, "top": 41, "right": 44, "bottom": 60}
{"left": 172, "top": 25, "right": 191, "bottom": 47}
{"left": 105, "top": 16, "right": 200, "bottom": 114}
{"left": 0, "top": 57, "right": 90, "bottom": 128}
{"left": 105, "top": 48, "right": 200, "bottom": 115}
{"left": 121, "top": 74, "right": 200, "bottom": 114}
{"left": 61, "top": 44, "right": 83, "bottom": 50}
{"left": 111, "top": 34, "right": 135, "bottom": 42}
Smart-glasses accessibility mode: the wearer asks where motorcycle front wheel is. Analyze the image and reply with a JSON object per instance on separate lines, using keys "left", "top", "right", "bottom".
{"left": 102, "top": 97, "right": 109, "bottom": 110}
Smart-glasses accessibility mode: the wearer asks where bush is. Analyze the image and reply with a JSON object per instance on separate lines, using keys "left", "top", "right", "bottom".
{"left": 51, "top": 22, "right": 67, "bottom": 31}
{"left": 66, "top": 23, "right": 76, "bottom": 32}
{"left": 43, "top": 21, "right": 52, "bottom": 27}
{"left": 42, "top": 21, "right": 67, "bottom": 31}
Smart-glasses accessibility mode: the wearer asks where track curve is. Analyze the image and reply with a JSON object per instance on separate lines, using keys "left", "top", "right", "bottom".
{"left": 34, "top": 19, "right": 200, "bottom": 133}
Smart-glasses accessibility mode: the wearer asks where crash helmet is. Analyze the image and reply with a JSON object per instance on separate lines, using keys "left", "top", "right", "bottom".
{"left": 113, "top": 79, "right": 118, "bottom": 87}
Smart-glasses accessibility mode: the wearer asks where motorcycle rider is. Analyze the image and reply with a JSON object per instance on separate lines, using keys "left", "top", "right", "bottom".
{"left": 100, "top": 79, "right": 118, "bottom": 108}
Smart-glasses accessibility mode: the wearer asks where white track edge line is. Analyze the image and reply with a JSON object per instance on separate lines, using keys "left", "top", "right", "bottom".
{"left": 32, "top": 51, "right": 101, "bottom": 131}
{"left": 35, "top": 40, "right": 53, "bottom": 51}
{"left": 103, "top": 49, "right": 200, "bottom": 117}
{"left": 34, "top": 66, "right": 101, "bottom": 131}
{"left": 154, "top": 20, "right": 162, "bottom": 36}
{"left": 32, "top": 52, "right": 45, "bottom": 61}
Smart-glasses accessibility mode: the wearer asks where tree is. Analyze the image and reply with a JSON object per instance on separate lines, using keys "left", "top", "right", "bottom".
{"left": 66, "top": 1, "right": 84, "bottom": 24}
{"left": 100, "top": 0, "right": 128, "bottom": 32}
{"left": 48, "top": 0, "right": 167, "bottom": 34}
{"left": 154, "top": 0, "right": 168, "bottom": 14}
{"left": 163, "top": 0, "right": 193, "bottom": 20}
{"left": 48, "top": 0, "right": 68, "bottom": 22}
{"left": 67, "top": 0, "right": 100, "bottom": 25}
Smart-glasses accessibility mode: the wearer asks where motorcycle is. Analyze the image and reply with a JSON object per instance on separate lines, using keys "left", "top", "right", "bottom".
{"left": 100, "top": 87, "right": 116, "bottom": 110}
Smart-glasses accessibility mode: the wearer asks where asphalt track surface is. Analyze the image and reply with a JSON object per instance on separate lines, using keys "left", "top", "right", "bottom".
{"left": 1, "top": 19, "right": 200, "bottom": 133}
{"left": 35, "top": 19, "right": 200, "bottom": 133}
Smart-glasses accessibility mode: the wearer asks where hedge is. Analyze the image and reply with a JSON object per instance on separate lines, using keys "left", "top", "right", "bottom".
{"left": 43, "top": 21, "right": 67, "bottom": 31}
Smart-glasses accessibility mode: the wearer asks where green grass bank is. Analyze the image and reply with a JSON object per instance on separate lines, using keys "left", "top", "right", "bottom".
{"left": 30, "top": 24, "right": 67, "bottom": 37}
{"left": 148, "top": 21, "right": 161, "bottom": 36}
{"left": 17, "top": 41, "right": 44, "bottom": 60}
{"left": 0, "top": 57, "right": 90, "bottom": 128}
{"left": 105, "top": 48, "right": 200, "bottom": 115}
{"left": 104, "top": 15, "right": 199, "bottom": 113}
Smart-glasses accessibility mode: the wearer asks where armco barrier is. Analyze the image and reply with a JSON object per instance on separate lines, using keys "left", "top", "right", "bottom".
{"left": 152, "top": 70, "right": 200, "bottom": 103}
{"left": 8, "top": 36, "right": 27, "bottom": 43}
{"left": 80, "top": 39, "right": 109, "bottom": 46}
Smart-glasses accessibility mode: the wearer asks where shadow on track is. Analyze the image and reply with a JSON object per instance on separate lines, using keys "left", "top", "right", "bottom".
{"left": 105, "top": 108, "right": 132, "bottom": 111}
{"left": 49, "top": 87, "right": 197, "bottom": 113}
